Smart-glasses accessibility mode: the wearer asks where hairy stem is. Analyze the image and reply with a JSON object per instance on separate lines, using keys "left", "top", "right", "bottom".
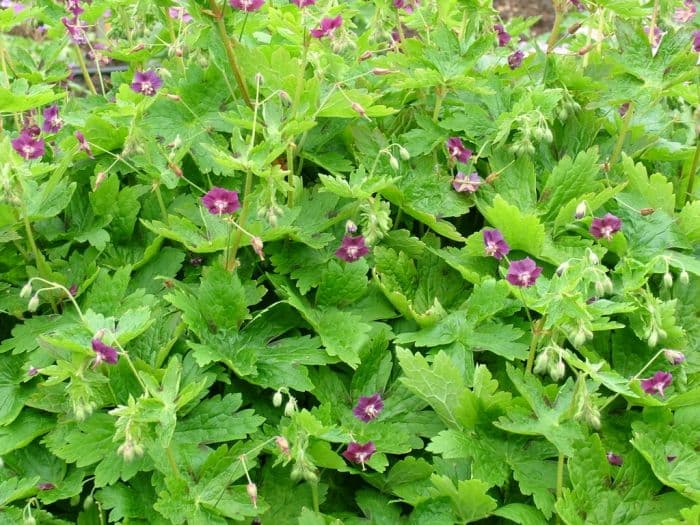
{"left": 546, "top": 7, "right": 564, "bottom": 53}
{"left": 685, "top": 133, "right": 699, "bottom": 203}
{"left": 609, "top": 101, "right": 634, "bottom": 167}
{"left": 227, "top": 170, "right": 253, "bottom": 270}
{"left": 73, "top": 45, "right": 97, "bottom": 95}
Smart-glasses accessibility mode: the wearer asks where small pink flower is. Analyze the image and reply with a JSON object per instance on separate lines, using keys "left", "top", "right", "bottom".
{"left": 452, "top": 172, "right": 481, "bottom": 193}
{"left": 506, "top": 257, "right": 542, "bottom": 287}
{"left": 311, "top": 15, "right": 342, "bottom": 38}
{"left": 42, "top": 105, "right": 62, "bottom": 133}
{"left": 508, "top": 50, "right": 524, "bottom": 69}
{"left": 353, "top": 393, "right": 384, "bottom": 422}
{"left": 589, "top": 213, "right": 622, "bottom": 240}
{"left": 75, "top": 131, "right": 94, "bottom": 158}
{"left": 693, "top": 30, "right": 700, "bottom": 52}
{"left": 663, "top": 349, "right": 685, "bottom": 365}
{"left": 393, "top": 0, "right": 420, "bottom": 13}
{"left": 291, "top": 0, "right": 315, "bottom": 6}
{"left": 91, "top": 338, "right": 119, "bottom": 366}
{"left": 343, "top": 441, "right": 376, "bottom": 469}
{"left": 229, "top": 0, "right": 264, "bottom": 12}
{"left": 131, "top": 70, "right": 163, "bottom": 96}
{"left": 483, "top": 229, "right": 510, "bottom": 260}
{"left": 335, "top": 235, "right": 369, "bottom": 262}
{"left": 168, "top": 6, "right": 193, "bottom": 22}
{"left": 201, "top": 187, "right": 241, "bottom": 215}
{"left": 640, "top": 371, "right": 673, "bottom": 397}
{"left": 12, "top": 131, "right": 45, "bottom": 160}
{"left": 606, "top": 451, "right": 623, "bottom": 466}
{"left": 494, "top": 24, "right": 511, "bottom": 47}
{"left": 445, "top": 137, "right": 471, "bottom": 163}
{"left": 61, "top": 16, "right": 88, "bottom": 45}
{"left": 673, "top": 0, "right": 696, "bottom": 23}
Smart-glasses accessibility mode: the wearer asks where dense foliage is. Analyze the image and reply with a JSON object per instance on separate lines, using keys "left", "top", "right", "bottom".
{"left": 1, "top": 0, "right": 699, "bottom": 523}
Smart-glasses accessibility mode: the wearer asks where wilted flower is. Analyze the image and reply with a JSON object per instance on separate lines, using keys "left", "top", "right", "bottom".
{"left": 230, "top": 0, "right": 264, "bottom": 11}
{"left": 11, "top": 131, "right": 45, "bottom": 160}
{"left": 663, "top": 349, "right": 685, "bottom": 365}
{"left": 246, "top": 483, "right": 258, "bottom": 508}
{"left": 65, "top": 0, "right": 83, "bottom": 15}
{"left": 342, "top": 441, "right": 376, "bottom": 469}
{"left": 393, "top": 0, "right": 419, "bottom": 12}
{"left": 640, "top": 371, "right": 673, "bottom": 397}
{"left": 483, "top": 229, "right": 510, "bottom": 260}
{"left": 644, "top": 25, "right": 664, "bottom": 48}
{"left": 494, "top": 24, "right": 511, "bottom": 47}
{"left": 606, "top": 451, "right": 623, "bottom": 466}
{"left": 42, "top": 105, "right": 63, "bottom": 133}
{"left": 275, "top": 435, "right": 290, "bottom": 455}
{"left": 168, "top": 6, "right": 193, "bottom": 21}
{"left": 506, "top": 257, "right": 543, "bottom": 287}
{"left": 590, "top": 213, "right": 622, "bottom": 240}
{"left": 335, "top": 235, "right": 369, "bottom": 262}
{"left": 91, "top": 338, "right": 119, "bottom": 366}
{"left": 674, "top": 0, "right": 697, "bottom": 23}
{"left": 75, "top": 131, "right": 94, "bottom": 158}
{"left": 131, "top": 70, "right": 163, "bottom": 96}
{"left": 311, "top": 15, "right": 342, "bottom": 38}
{"left": 508, "top": 50, "right": 524, "bottom": 69}
{"left": 452, "top": 172, "right": 482, "bottom": 193}
{"left": 353, "top": 393, "right": 384, "bottom": 422}
{"left": 569, "top": 0, "right": 585, "bottom": 11}
{"left": 61, "top": 16, "right": 88, "bottom": 45}
{"left": 618, "top": 102, "right": 630, "bottom": 117}
{"left": 445, "top": 137, "right": 472, "bottom": 163}
{"left": 201, "top": 187, "right": 241, "bottom": 215}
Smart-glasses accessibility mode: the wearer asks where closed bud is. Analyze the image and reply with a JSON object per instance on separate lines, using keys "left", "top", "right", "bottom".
{"left": 118, "top": 440, "right": 135, "bottom": 462}
{"left": 657, "top": 328, "right": 667, "bottom": 340}
{"left": 550, "top": 359, "right": 566, "bottom": 381}
{"left": 27, "top": 294, "right": 40, "bottom": 312}
{"left": 255, "top": 72, "right": 264, "bottom": 85}
{"left": 290, "top": 463, "right": 303, "bottom": 481}
{"left": 603, "top": 276, "right": 613, "bottom": 294}
{"left": 573, "top": 329, "right": 587, "bottom": 348}
{"left": 679, "top": 270, "right": 689, "bottom": 285}
{"left": 345, "top": 220, "right": 357, "bottom": 234}
{"left": 94, "top": 171, "right": 107, "bottom": 189}
{"left": 586, "top": 406, "right": 601, "bottom": 430}
{"left": 663, "top": 272, "right": 673, "bottom": 288}
{"left": 578, "top": 44, "right": 594, "bottom": 56}
{"left": 284, "top": 396, "right": 297, "bottom": 417}
{"left": 574, "top": 201, "right": 587, "bottom": 219}
{"left": 175, "top": 47, "right": 184, "bottom": 57}
{"left": 19, "top": 282, "right": 32, "bottom": 298}
{"left": 23, "top": 516, "right": 36, "bottom": 525}
{"left": 359, "top": 50, "right": 373, "bottom": 61}
{"left": 83, "top": 495, "right": 94, "bottom": 510}
{"left": 587, "top": 249, "right": 599, "bottom": 265}
{"left": 640, "top": 207, "right": 655, "bottom": 216}
{"left": 398, "top": 145, "right": 410, "bottom": 160}
{"left": 567, "top": 22, "right": 583, "bottom": 34}
{"left": 647, "top": 329, "right": 658, "bottom": 348}
{"left": 556, "top": 261, "right": 569, "bottom": 276}
{"left": 279, "top": 90, "right": 292, "bottom": 104}
{"left": 595, "top": 280, "right": 605, "bottom": 296}
{"left": 372, "top": 68, "right": 394, "bottom": 75}
{"left": 246, "top": 482, "right": 258, "bottom": 508}
{"left": 389, "top": 155, "right": 399, "bottom": 171}
{"left": 663, "top": 348, "right": 685, "bottom": 365}
{"left": 166, "top": 93, "right": 181, "bottom": 101}
{"left": 351, "top": 102, "right": 367, "bottom": 118}
{"left": 129, "top": 43, "right": 145, "bottom": 53}
{"left": 272, "top": 390, "right": 283, "bottom": 407}
{"left": 275, "top": 435, "right": 290, "bottom": 455}
{"left": 303, "top": 469, "right": 319, "bottom": 483}
{"left": 542, "top": 128, "right": 553, "bottom": 143}
{"left": 533, "top": 348, "right": 549, "bottom": 375}
{"left": 251, "top": 236, "right": 265, "bottom": 261}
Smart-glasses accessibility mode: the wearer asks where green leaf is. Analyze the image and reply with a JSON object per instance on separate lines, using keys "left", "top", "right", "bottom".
{"left": 480, "top": 195, "right": 545, "bottom": 256}
{"left": 0, "top": 409, "right": 54, "bottom": 455}
{"left": 0, "top": 78, "right": 62, "bottom": 112}
{"left": 430, "top": 475, "right": 497, "bottom": 523}
{"left": 493, "top": 503, "right": 548, "bottom": 525}
{"left": 316, "top": 259, "right": 369, "bottom": 307}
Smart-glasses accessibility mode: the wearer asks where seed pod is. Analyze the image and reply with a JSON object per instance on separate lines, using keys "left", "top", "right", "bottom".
{"left": 568, "top": 22, "right": 583, "bottom": 34}
{"left": 372, "top": 68, "right": 394, "bottom": 75}
{"left": 359, "top": 50, "right": 373, "bottom": 61}
{"left": 640, "top": 207, "right": 655, "bottom": 216}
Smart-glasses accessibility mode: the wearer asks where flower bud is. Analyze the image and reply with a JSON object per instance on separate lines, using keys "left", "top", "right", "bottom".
{"left": 359, "top": 50, "right": 373, "bottom": 61}
{"left": 587, "top": 249, "right": 599, "bottom": 265}
{"left": 585, "top": 406, "right": 601, "bottom": 430}
{"left": 345, "top": 220, "right": 358, "bottom": 234}
{"left": 573, "top": 329, "right": 587, "bottom": 348}
{"left": 639, "top": 207, "right": 655, "bottom": 216}
{"left": 679, "top": 270, "right": 689, "bottom": 285}
{"left": 27, "top": 294, "right": 40, "bottom": 312}
{"left": 118, "top": 440, "right": 136, "bottom": 462}
{"left": 595, "top": 280, "right": 605, "bottom": 296}
{"left": 166, "top": 93, "right": 181, "bottom": 101}
{"left": 19, "top": 282, "right": 32, "bottom": 298}
{"left": 574, "top": 201, "right": 587, "bottom": 219}
{"left": 533, "top": 348, "right": 549, "bottom": 375}
{"left": 0, "top": 456, "right": 4, "bottom": 468}
{"left": 272, "top": 390, "right": 283, "bottom": 407}
{"left": 555, "top": 261, "right": 569, "bottom": 276}
{"left": 351, "top": 102, "right": 367, "bottom": 118}
{"left": 290, "top": 463, "right": 303, "bottom": 481}
{"left": 246, "top": 482, "right": 258, "bottom": 508}
{"left": 27, "top": 366, "right": 38, "bottom": 377}
{"left": 602, "top": 276, "right": 613, "bottom": 294}
{"left": 284, "top": 396, "right": 297, "bottom": 417}
{"left": 657, "top": 328, "right": 667, "bottom": 340}
{"left": 550, "top": 359, "right": 566, "bottom": 381}
{"left": 663, "top": 272, "right": 673, "bottom": 288}
{"left": 251, "top": 236, "right": 265, "bottom": 261}
{"left": 663, "top": 349, "right": 685, "bottom": 365}
{"left": 303, "top": 469, "right": 319, "bottom": 483}
{"left": 647, "top": 329, "right": 658, "bottom": 348}
{"left": 398, "top": 146, "right": 410, "bottom": 160}
{"left": 275, "top": 435, "right": 290, "bottom": 455}
{"left": 94, "top": 171, "right": 107, "bottom": 189}
{"left": 23, "top": 516, "right": 36, "bottom": 525}
{"left": 389, "top": 155, "right": 399, "bottom": 171}
{"left": 372, "top": 68, "right": 394, "bottom": 75}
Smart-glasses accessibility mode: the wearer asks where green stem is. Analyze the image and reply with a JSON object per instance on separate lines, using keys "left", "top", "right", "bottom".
{"left": 310, "top": 481, "right": 320, "bottom": 514}
{"left": 23, "top": 212, "right": 47, "bottom": 274}
{"left": 555, "top": 452, "right": 565, "bottom": 524}
{"left": 208, "top": 0, "right": 253, "bottom": 109}
{"left": 432, "top": 86, "right": 445, "bottom": 122}
{"left": 286, "top": 144, "right": 296, "bottom": 207}
{"left": 154, "top": 183, "right": 170, "bottom": 226}
{"left": 546, "top": 7, "right": 564, "bottom": 53}
{"left": 73, "top": 44, "right": 97, "bottom": 95}
{"left": 525, "top": 318, "right": 541, "bottom": 374}
{"left": 166, "top": 447, "right": 181, "bottom": 478}
{"left": 609, "top": 101, "right": 634, "bottom": 167}
{"left": 224, "top": 220, "right": 233, "bottom": 270}
{"left": 685, "top": 133, "right": 699, "bottom": 203}
{"left": 227, "top": 170, "right": 253, "bottom": 270}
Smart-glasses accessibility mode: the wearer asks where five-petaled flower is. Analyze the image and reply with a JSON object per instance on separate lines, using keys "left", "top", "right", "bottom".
{"left": 75, "top": 131, "right": 94, "bottom": 158}
{"left": 589, "top": 213, "right": 622, "bottom": 240}
{"left": 12, "top": 131, "right": 45, "bottom": 160}
{"left": 131, "top": 70, "right": 163, "bottom": 96}
{"left": 445, "top": 137, "right": 471, "bottom": 163}
{"left": 663, "top": 349, "right": 685, "bottom": 365}
{"left": 311, "top": 15, "right": 342, "bottom": 38}
{"left": 42, "top": 105, "right": 63, "bottom": 133}
{"left": 91, "top": 338, "right": 119, "bottom": 366}
{"left": 335, "top": 235, "right": 369, "bottom": 262}
{"left": 168, "top": 6, "right": 193, "bottom": 22}
{"left": 61, "top": 16, "right": 88, "bottom": 45}
{"left": 201, "top": 187, "right": 241, "bottom": 215}
{"left": 291, "top": 0, "right": 315, "bottom": 6}
{"left": 65, "top": 0, "right": 83, "bottom": 15}
{"left": 353, "top": 393, "right": 384, "bottom": 422}
{"left": 508, "top": 50, "right": 524, "bottom": 69}
{"left": 483, "top": 229, "right": 510, "bottom": 260}
{"left": 452, "top": 172, "right": 482, "bottom": 194}
{"left": 673, "top": 0, "right": 696, "bottom": 23}
{"left": 506, "top": 257, "right": 543, "bottom": 287}
{"left": 230, "top": 0, "right": 264, "bottom": 12}
{"left": 494, "top": 24, "right": 511, "bottom": 47}
{"left": 342, "top": 441, "right": 376, "bottom": 470}
{"left": 640, "top": 371, "right": 673, "bottom": 397}
{"left": 606, "top": 451, "right": 623, "bottom": 466}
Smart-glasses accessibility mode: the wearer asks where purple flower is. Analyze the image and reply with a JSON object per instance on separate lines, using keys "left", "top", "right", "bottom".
{"left": 644, "top": 25, "right": 664, "bottom": 48}
{"left": 589, "top": 213, "right": 622, "bottom": 240}
{"left": 61, "top": 16, "right": 88, "bottom": 45}
{"left": 42, "top": 105, "right": 62, "bottom": 133}
{"left": 506, "top": 257, "right": 542, "bottom": 287}
{"left": 353, "top": 393, "right": 384, "bottom": 422}
{"left": 508, "top": 50, "right": 524, "bottom": 69}
{"left": 28, "top": 366, "right": 39, "bottom": 377}
{"left": 618, "top": 102, "right": 630, "bottom": 117}
{"left": 393, "top": 0, "right": 419, "bottom": 13}
{"left": 24, "top": 124, "right": 41, "bottom": 137}
{"left": 91, "top": 338, "right": 119, "bottom": 366}
{"left": 311, "top": 15, "right": 342, "bottom": 38}
{"left": 390, "top": 25, "right": 419, "bottom": 43}
{"left": 12, "top": 131, "right": 45, "bottom": 160}
{"left": 131, "top": 70, "right": 163, "bottom": 96}
{"left": 606, "top": 451, "right": 623, "bottom": 466}
{"left": 445, "top": 137, "right": 472, "bottom": 163}
{"left": 640, "top": 371, "right": 673, "bottom": 397}
{"left": 664, "top": 349, "right": 685, "bottom": 365}
{"left": 168, "top": 6, "right": 193, "bottom": 22}
{"left": 569, "top": 0, "right": 585, "bottom": 10}
{"left": 494, "top": 24, "right": 511, "bottom": 47}
{"left": 674, "top": 0, "right": 697, "bottom": 23}
{"left": 483, "top": 229, "right": 510, "bottom": 260}
{"left": 65, "top": 0, "right": 83, "bottom": 15}
{"left": 452, "top": 172, "right": 482, "bottom": 193}
{"left": 693, "top": 30, "right": 700, "bottom": 52}
{"left": 229, "top": 0, "right": 264, "bottom": 12}
{"left": 69, "top": 284, "right": 78, "bottom": 296}
{"left": 291, "top": 0, "right": 315, "bottom": 6}
{"left": 335, "top": 235, "right": 369, "bottom": 262}
{"left": 201, "top": 187, "right": 241, "bottom": 215}
{"left": 75, "top": 131, "right": 94, "bottom": 158}
{"left": 342, "top": 441, "right": 376, "bottom": 469}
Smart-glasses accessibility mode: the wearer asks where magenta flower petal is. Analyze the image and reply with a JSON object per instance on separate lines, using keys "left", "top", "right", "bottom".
{"left": 606, "top": 451, "right": 623, "bottom": 466}
{"left": 12, "top": 131, "right": 45, "bottom": 160}
{"left": 42, "top": 105, "right": 63, "bottom": 133}
{"left": 693, "top": 30, "right": 700, "bottom": 52}
{"left": 335, "top": 235, "right": 369, "bottom": 262}
{"left": 445, "top": 137, "right": 472, "bottom": 163}
{"left": 342, "top": 441, "right": 376, "bottom": 467}
{"left": 131, "top": 70, "right": 163, "bottom": 96}
{"left": 589, "top": 213, "right": 622, "bottom": 240}
{"left": 640, "top": 371, "right": 673, "bottom": 397}
{"left": 393, "top": 0, "right": 420, "bottom": 12}
{"left": 353, "top": 393, "right": 384, "bottom": 422}
{"left": 229, "top": 0, "right": 264, "bottom": 12}
{"left": 483, "top": 229, "right": 510, "bottom": 260}
{"left": 201, "top": 187, "right": 241, "bottom": 215}
{"left": 291, "top": 0, "right": 315, "bottom": 6}
{"left": 168, "top": 6, "right": 193, "bottom": 22}
{"left": 311, "top": 15, "right": 342, "bottom": 38}
{"left": 508, "top": 50, "right": 525, "bottom": 69}
{"left": 673, "top": 0, "right": 696, "bottom": 23}
{"left": 61, "top": 16, "right": 88, "bottom": 45}
{"left": 494, "top": 24, "right": 511, "bottom": 47}
{"left": 506, "top": 257, "right": 543, "bottom": 287}
{"left": 75, "top": 131, "right": 94, "bottom": 158}
{"left": 452, "top": 172, "right": 482, "bottom": 193}
{"left": 91, "top": 339, "right": 119, "bottom": 365}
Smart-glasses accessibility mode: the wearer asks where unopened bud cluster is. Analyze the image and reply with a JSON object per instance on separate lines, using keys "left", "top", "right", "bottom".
{"left": 534, "top": 344, "right": 567, "bottom": 381}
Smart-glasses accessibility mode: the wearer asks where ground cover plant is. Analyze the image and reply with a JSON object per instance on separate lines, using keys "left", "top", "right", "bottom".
{"left": 0, "top": 0, "right": 699, "bottom": 523}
